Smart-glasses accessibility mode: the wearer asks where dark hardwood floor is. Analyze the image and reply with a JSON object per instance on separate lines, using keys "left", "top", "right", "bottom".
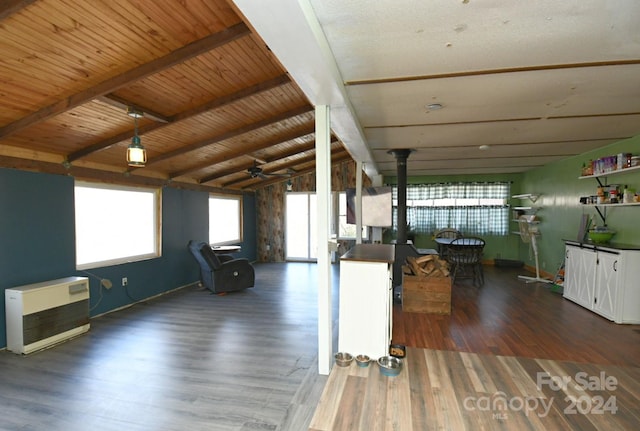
{"left": 393, "top": 265, "right": 640, "bottom": 367}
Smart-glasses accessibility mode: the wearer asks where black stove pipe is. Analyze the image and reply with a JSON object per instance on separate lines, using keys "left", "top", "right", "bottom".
{"left": 388, "top": 149, "right": 413, "bottom": 244}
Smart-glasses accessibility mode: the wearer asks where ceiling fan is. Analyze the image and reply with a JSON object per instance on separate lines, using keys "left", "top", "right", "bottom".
{"left": 247, "top": 161, "right": 293, "bottom": 180}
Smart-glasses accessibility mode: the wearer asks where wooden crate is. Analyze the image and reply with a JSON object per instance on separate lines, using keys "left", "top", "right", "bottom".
{"left": 402, "top": 274, "right": 451, "bottom": 314}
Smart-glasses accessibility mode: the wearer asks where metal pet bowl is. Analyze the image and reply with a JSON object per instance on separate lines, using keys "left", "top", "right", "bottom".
{"left": 377, "top": 356, "right": 403, "bottom": 377}
{"left": 355, "top": 354, "right": 371, "bottom": 367}
{"left": 334, "top": 352, "right": 353, "bottom": 367}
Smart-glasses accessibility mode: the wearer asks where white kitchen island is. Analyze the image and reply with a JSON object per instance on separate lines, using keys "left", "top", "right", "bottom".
{"left": 338, "top": 244, "right": 395, "bottom": 359}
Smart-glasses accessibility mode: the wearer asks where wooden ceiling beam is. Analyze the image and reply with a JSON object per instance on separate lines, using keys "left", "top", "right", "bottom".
{"left": 0, "top": 22, "right": 251, "bottom": 139}
{"left": 175, "top": 74, "right": 290, "bottom": 120}
{"left": 66, "top": 73, "right": 290, "bottom": 163}
{"left": 240, "top": 151, "right": 352, "bottom": 189}
{"left": 210, "top": 138, "right": 340, "bottom": 186}
{"left": 183, "top": 124, "right": 316, "bottom": 181}
{"left": 224, "top": 149, "right": 350, "bottom": 188}
{"left": 0, "top": 154, "right": 239, "bottom": 195}
{"left": 140, "top": 105, "right": 313, "bottom": 169}
{"left": 96, "top": 95, "right": 172, "bottom": 123}
{"left": 0, "top": 0, "right": 37, "bottom": 21}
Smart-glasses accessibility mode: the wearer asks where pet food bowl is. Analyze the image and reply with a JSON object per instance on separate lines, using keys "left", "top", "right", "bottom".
{"left": 355, "top": 354, "right": 371, "bottom": 367}
{"left": 377, "top": 356, "right": 403, "bottom": 377}
{"left": 334, "top": 352, "right": 353, "bottom": 367}
{"left": 588, "top": 229, "right": 616, "bottom": 244}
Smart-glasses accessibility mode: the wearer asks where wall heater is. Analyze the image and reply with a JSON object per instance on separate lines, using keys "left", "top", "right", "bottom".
{"left": 5, "top": 276, "right": 90, "bottom": 354}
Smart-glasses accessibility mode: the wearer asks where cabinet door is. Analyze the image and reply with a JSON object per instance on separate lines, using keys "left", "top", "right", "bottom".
{"left": 594, "top": 250, "right": 620, "bottom": 321}
{"left": 563, "top": 247, "right": 579, "bottom": 301}
{"left": 564, "top": 246, "right": 596, "bottom": 308}
{"left": 338, "top": 260, "right": 392, "bottom": 359}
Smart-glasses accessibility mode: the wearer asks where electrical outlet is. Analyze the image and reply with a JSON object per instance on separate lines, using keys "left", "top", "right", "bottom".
{"left": 122, "top": 277, "right": 128, "bottom": 286}
{"left": 266, "top": 244, "right": 270, "bottom": 251}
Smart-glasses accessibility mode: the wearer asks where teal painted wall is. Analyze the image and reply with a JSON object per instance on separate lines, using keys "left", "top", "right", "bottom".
{"left": 0, "top": 168, "right": 257, "bottom": 348}
{"left": 520, "top": 135, "right": 640, "bottom": 274}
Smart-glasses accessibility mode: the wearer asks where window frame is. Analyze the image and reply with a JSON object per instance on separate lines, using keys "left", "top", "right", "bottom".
{"left": 209, "top": 194, "right": 243, "bottom": 245}
{"left": 74, "top": 181, "right": 161, "bottom": 270}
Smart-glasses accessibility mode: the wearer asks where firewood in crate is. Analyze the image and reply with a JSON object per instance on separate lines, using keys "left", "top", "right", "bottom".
{"left": 406, "top": 255, "right": 450, "bottom": 277}
{"left": 430, "top": 256, "right": 450, "bottom": 277}
{"left": 406, "top": 256, "right": 424, "bottom": 276}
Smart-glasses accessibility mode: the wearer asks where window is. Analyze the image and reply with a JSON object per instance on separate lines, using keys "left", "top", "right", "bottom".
{"left": 209, "top": 194, "right": 242, "bottom": 245}
{"left": 75, "top": 182, "right": 160, "bottom": 269}
{"left": 285, "top": 192, "right": 317, "bottom": 260}
{"left": 338, "top": 192, "right": 368, "bottom": 240}
{"left": 392, "top": 182, "right": 510, "bottom": 236}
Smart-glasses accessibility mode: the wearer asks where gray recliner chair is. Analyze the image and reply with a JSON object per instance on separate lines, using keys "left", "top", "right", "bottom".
{"left": 188, "top": 240, "right": 255, "bottom": 294}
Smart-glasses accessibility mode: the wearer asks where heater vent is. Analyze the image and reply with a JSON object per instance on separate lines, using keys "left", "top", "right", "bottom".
{"left": 5, "top": 277, "right": 90, "bottom": 354}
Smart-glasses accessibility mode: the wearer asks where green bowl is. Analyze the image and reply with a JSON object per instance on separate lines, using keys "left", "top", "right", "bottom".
{"left": 588, "top": 230, "right": 615, "bottom": 243}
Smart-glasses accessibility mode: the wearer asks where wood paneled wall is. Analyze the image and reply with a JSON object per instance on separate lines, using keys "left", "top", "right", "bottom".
{"left": 256, "top": 160, "right": 370, "bottom": 262}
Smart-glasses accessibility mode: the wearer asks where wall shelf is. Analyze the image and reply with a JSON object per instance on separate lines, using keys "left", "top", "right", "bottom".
{"left": 580, "top": 202, "right": 640, "bottom": 208}
{"left": 579, "top": 163, "right": 640, "bottom": 224}
{"left": 512, "top": 193, "right": 540, "bottom": 202}
{"left": 578, "top": 164, "right": 640, "bottom": 180}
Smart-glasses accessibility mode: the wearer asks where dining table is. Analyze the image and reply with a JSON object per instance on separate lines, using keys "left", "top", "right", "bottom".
{"left": 435, "top": 237, "right": 483, "bottom": 256}
{"left": 434, "top": 237, "right": 484, "bottom": 247}
{"left": 434, "top": 236, "right": 485, "bottom": 260}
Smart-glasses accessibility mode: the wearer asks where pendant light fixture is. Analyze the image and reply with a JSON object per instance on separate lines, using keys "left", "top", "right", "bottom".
{"left": 126, "top": 107, "right": 147, "bottom": 167}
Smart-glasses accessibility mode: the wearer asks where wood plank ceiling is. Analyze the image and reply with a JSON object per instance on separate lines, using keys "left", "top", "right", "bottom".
{"left": 0, "top": 0, "right": 350, "bottom": 192}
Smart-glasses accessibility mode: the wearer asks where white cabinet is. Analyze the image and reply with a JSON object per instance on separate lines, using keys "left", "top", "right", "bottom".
{"left": 338, "top": 244, "right": 394, "bottom": 359}
{"left": 564, "top": 245, "right": 596, "bottom": 308}
{"left": 564, "top": 242, "right": 640, "bottom": 323}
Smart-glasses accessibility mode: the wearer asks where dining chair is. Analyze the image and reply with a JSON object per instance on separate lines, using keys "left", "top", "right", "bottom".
{"left": 446, "top": 236, "right": 486, "bottom": 286}
{"left": 433, "top": 228, "right": 463, "bottom": 239}
{"left": 433, "top": 228, "right": 463, "bottom": 257}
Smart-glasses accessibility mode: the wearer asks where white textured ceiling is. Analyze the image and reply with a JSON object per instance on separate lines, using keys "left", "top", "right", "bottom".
{"left": 234, "top": 0, "right": 640, "bottom": 177}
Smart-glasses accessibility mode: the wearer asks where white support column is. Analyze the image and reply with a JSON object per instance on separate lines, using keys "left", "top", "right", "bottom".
{"left": 315, "top": 105, "right": 332, "bottom": 375}
{"left": 355, "top": 160, "right": 363, "bottom": 244}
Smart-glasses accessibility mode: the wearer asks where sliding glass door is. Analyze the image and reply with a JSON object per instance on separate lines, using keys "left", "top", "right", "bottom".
{"left": 285, "top": 192, "right": 318, "bottom": 261}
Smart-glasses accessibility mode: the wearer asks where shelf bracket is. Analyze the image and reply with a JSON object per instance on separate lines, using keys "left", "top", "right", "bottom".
{"left": 594, "top": 206, "right": 607, "bottom": 225}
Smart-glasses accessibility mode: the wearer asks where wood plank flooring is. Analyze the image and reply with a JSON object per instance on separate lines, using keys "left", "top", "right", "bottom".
{"left": 393, "top": 265, "right": 640, "bottom": 366}
{"left": 310, "top": 264, "right": 640, "bottom": 430}
{"left": 0, "top": 262, "right": 339, "bottom": 431}
{"left": 309, "top": 348, "right": 640, "bottom": 431}
{"left": 1, "top": 263, "right": 638, "bottom": 430}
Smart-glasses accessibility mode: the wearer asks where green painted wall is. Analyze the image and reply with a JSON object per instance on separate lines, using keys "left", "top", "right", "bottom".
{"left": 385, "top": 135, "right": 640, "bottom": 274}
{"left": 520, "top": 135, "right": 640, "bottom": 274}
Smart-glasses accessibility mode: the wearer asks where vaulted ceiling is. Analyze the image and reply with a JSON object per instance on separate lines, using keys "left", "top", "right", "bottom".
{"left": 0, "top": 0, "right": 349, "bottom": 192}
{"left": 2, "top": 1, "right": 640, "bottom": 192}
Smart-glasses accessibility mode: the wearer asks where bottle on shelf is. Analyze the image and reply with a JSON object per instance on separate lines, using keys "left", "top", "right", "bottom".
{"left": 623, "top": 185, "right": 635, "bottom": 204}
